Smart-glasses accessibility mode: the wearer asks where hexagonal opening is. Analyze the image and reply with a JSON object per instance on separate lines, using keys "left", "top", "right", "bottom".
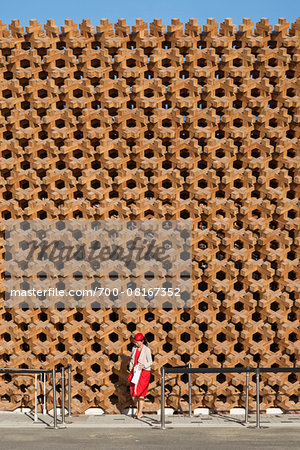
{"left": 234, "top": 240, "right": 243, "bottom": 249}
{"left": 73, "top": 333, "right": 83, "bottom": 342}
{"left": 74, "top": 373, "right": 83, "bottom": 383}
{"left": 234, "top": 179, "right": 243, "bottom": 188}
{"left": 73, "top": 89, "right": 83, "bottom": 98}
{"left": 198, "top": 342, "right": 208, "bottom": 352}
{"left": 253, "top": 332, "right": 262, "bottom": 342}
{"left": 180, "top": 353, "right": 190, "bottom": 363}
{"left": 216, "top": 88, "right": 225, "bottom": 97}
{"left": 74, "top": 312, "right": 83, "bottom": 321}
{"left": 216, "top": 373, "right": 226, "bottom": 383}
{"left": 145, "top": 312, "right": 154, "bottom": 322}
{"left": 216, "top": 312, "right": 226, "bottom": 322}
{"left": 91, "top": 363, "right": 100, "bottom": 373}
{"left": 38, "top": 89, "right": 47, "bottom": 98}
{"left": 144, "top": 89, "right": 154, "bottom": 98}
{"left": 216, "top": 271, "right": 226, "bottom": 281}
{"left": 234, "top": 281, "right": 243, "bottom": 291}
{"left": 234, "top": 301, "right": 244, "bottom": 311}
{"left": 91, "top": 59, "right": 100, "bottom": 68}
{"left": 217, "top": 332, "right": 226, "bottom": 343}
{"left": 109, "top": 332, "right": 118, "bottom": 342}
{"left": 163, "top": 342, "right": 172, "bottom": 352}
{"left": 20, "top": 180, "right": 29, "bottom": 189}
{"left": 126, "top": 180, "right": 136, "bottom": 189}
{"left": 162, "top": 323, "right": 172, "bottom": 332}
{"left": 55, "top": 180, "right": 65, "bottom": 189}
{"left": 91, "top": 179, "right": 100, "bottom": 189}
{"left": 234, "top": 342, "right": 244, "bottom": 352}
{"left": 288, "top": 209, "right": 296, "bottom": 219}
{"left": 198, "top": 301, "right": 208, "bottom": 312}
{"left": 92, "top": 343, "right": 101, "bottom": 352}
{"left": 56, "top": 342, "right": 65, "bottom": 352}
{"left": 180, "top": 332, "right": 190, "bottom": 343}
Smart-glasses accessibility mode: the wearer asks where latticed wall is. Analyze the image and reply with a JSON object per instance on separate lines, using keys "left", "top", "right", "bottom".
{"left": 0, "top": 17, "right": 299, "bottom": 414}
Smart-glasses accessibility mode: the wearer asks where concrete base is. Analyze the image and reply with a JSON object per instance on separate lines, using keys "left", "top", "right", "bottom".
{"left": 194, "top": 408, "right": 210, "bottom": 415}
{"left": 84, "top": 408, "right": 105, "bottom": 415}
{"left": 122, "top": 407, "right": 137, "bottom": 416}
{"left": 266, "top": 408, "right": 283, "bottom": 414}
{"left": 12, "top": 408, "right": 31, "bottom": 413}
{"left": 48, "top": 407, "right": 68, "bottom": 415}
{"left": 230, "top": 408, "right": 246, "bottom": 415}
{"left": 157, "top": 408, "right": 174, "bottom": 416}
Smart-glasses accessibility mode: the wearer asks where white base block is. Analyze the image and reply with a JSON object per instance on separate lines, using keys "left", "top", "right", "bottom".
{"left": 157, "top": 408, "right": 174, "bottom": 416}
{"left": 266, "top": 408, "right": 283, "bottom": 414}
{"left": 85, "top": 408, "right": 105, "bottom": 415}
{"left": 194, "top": 408, "right": 210, "bottom": 415}
{"left": 122, "top": 407, "right": 137, "bottom": 415}
{"left": 48, "top": 407, "right": 68, "bottom": 415}
{"left": 230, "top": 408, "right": 245, "bottom": 415}
{"left": 12, "top": 408, "right": 31, "bottom": 413}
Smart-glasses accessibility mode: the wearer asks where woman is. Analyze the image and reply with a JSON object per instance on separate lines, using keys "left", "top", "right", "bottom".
{"left": 128, "top": 332, "right": 152, "bottom": 418}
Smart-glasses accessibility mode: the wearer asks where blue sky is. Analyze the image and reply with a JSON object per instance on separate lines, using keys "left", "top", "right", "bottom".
{"left": 1, "top": 0, "right": 298, "bottom": 28}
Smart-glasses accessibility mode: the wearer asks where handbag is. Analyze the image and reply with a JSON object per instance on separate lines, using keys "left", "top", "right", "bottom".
{"left": 128, "top": 366, "right": 142, "bottom": 389}
{"left": 131, "top": 366, "right": 142, "bottom": 395}
{"left": 131, "top": 366, "right": 142, "bottom": 385}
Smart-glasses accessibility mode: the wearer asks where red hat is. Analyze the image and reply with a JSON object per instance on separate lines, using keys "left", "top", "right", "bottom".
{"left": 134, "top": 333, "right": 144, "bottom": 341}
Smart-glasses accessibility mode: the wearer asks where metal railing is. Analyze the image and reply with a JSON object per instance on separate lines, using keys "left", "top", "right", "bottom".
{"left": 60, "top": 364, "right": 73, "bottom": 427}
{"left": 0, "top": 368, "right": 57, "bottom": 427}
{"left": 0, "top": 364, "right": 72, "bottom": 429}
{"left": 160, "top": 366, "right": 300, "bottom": 429}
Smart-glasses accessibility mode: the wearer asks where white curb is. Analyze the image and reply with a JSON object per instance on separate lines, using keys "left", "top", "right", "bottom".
{"left": 157, "top": 408, "right": 174, "bottom": 415}
{"left": 194, "top": 408, "right": 210, "bottom": 415}
{"left": 230, "top": 408, "right": 246, "bottom": 415}
{"left": 266, "top": 408, "right": 283, "bottom": 414}
{"left": 85, "top": 408, "right": 105, "bottom": 415}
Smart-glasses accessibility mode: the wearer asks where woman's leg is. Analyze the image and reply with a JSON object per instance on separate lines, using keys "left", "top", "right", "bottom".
{"left": 137, "top": 397, "right": 144, "bottom": 417}
{"left": 131, "top": 396, "right": 137, "bottom": 417}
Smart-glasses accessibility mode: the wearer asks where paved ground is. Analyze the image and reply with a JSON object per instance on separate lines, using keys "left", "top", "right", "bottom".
{"left": 1, "top": 412, "right": 300, "bottom": 429}
{"left": 0, "top": 413, "right": 300, "bottom": 449}
{"left": 0, "top": 427, "right": 300, "bottom": 450}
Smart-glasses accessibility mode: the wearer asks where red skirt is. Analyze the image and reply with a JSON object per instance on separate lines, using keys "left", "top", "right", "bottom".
{"left": 129, "top": 369, "right": 150, "bottom": 397}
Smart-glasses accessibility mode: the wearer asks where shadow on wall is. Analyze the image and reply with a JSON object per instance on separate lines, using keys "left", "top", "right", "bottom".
{"left": 108, "top": 353, "right": 131, "bottom": 413}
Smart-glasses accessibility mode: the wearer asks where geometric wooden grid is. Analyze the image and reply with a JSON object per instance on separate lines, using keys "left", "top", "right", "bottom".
{"left": 0, "top": 17, "right": 299, "bottom": 413}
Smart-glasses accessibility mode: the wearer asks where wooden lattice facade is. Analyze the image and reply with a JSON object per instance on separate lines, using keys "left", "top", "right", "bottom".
{"left": 0, "top": 17, "right": 299, "bottom": 413}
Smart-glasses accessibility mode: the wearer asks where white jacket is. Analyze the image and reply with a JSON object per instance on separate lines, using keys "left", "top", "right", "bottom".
{"left": 129, "top": 345, "right": 153, "bottom": 371}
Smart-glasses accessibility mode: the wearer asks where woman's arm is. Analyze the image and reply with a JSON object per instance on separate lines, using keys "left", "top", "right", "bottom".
{"left": 129, "top": 347, "right": 135, "bottom": 371}
{"left": 143, "top": 347, "right": 153, "bottom": 370}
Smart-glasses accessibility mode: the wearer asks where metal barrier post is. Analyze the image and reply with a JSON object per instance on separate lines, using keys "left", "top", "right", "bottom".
{"left": 256, "top": 368, "right": 260, "bottom": 429}
{"left": 61, "top": 367, "right": 65, "bottom": 426}
{"left": 43, "top": 372, "right": 47, "bottom": 415}
{"left": 68, "top": 364, "right": 72, "bottom": 417}
{"left": 188, "top": 363, "right": 192, "bottom": 417}
{"left": 161, "top": 366, "right": 166, "bottom": 429}
{"left": 34, "top": 374, "right": 38, "bottom": 422}
{"left": 245, "top": 369, "right": 249, "bottom": 424}
{"left": 52, "top": 368, "right": 58, "bottom": 429}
